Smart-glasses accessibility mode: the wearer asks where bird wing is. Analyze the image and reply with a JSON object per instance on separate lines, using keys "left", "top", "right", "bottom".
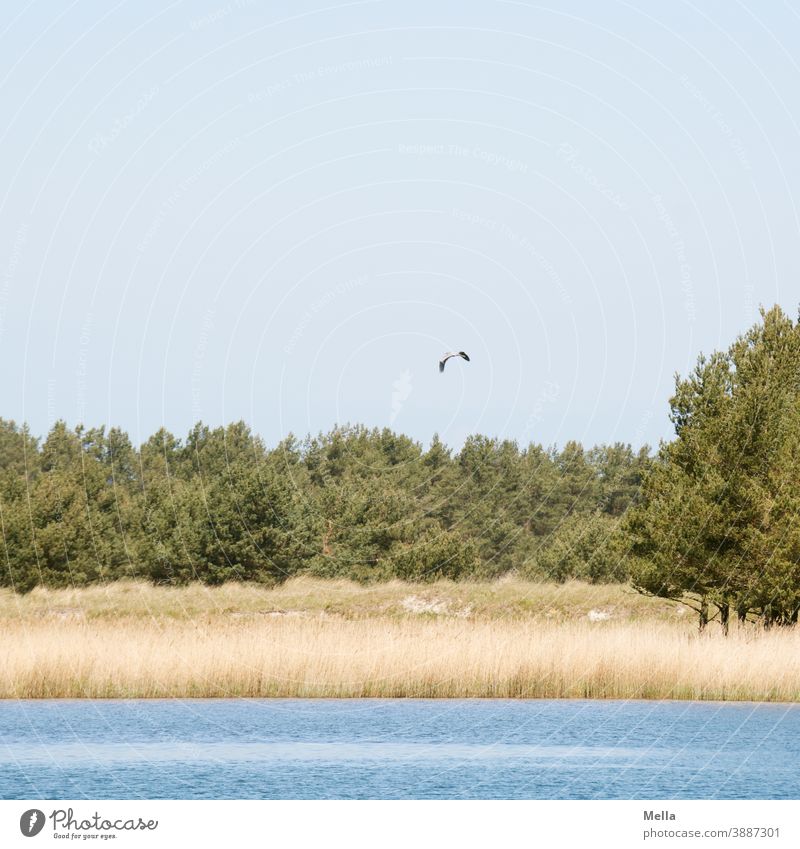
{"left": 439, "top": 351, "right": 458, "bottom": 372}
{"left": 439, "top": 351, "right": 470, "bottom": 372}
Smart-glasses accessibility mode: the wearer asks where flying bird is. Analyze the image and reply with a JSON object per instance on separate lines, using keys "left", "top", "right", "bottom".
{"left": 439, "top": 351, "right": 470, "bottom": 373}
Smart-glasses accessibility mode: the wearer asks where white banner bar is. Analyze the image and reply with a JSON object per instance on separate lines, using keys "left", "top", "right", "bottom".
{"left": 2, "top": 800, "right": 797, "bottom": 848}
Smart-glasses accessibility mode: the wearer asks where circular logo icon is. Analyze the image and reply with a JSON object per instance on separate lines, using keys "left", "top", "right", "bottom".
{"left": 19, "top": 809, "right": 46, "bottom": 837}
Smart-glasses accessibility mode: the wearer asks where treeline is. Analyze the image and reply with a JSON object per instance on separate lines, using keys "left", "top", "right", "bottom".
{"left": 5, "top": 305, "right": 800, "bottom": 632}
{"left": 0, "top": 417, "right": 649, "bottom": 592}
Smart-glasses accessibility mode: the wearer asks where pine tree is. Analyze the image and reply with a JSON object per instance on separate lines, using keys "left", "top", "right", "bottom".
{"left": 627, "top": 306, "right": 800, "bottom": 630}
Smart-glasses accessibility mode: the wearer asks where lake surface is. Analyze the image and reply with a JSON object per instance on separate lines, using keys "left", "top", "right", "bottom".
{"left": 1, "top": 699, "right": 798, "bottom": 799}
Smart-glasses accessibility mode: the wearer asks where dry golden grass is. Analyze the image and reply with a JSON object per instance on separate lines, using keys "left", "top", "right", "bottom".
{"left": 2, "top": 579, "right": 798, "bottom": 701}
{"left": 0, "top": 576, "right": 675, "bottom": 622}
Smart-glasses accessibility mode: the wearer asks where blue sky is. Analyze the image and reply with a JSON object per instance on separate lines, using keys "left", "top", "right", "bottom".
{"left": 1, "top": 1, "right": 798, "bottom": 450}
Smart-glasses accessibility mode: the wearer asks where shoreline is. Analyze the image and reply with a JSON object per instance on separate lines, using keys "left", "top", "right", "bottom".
{"left": 2, "top": 695, "right": 799, "bottom": 704}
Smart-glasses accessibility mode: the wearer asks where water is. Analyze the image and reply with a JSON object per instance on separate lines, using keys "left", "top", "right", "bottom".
{"left": 1, "top": 699, "right": 798, "bottom": 799}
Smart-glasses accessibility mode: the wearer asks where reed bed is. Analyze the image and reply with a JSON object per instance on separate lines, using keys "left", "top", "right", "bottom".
{"left": 3, "top": 611, "right": 800, "bottom": 701}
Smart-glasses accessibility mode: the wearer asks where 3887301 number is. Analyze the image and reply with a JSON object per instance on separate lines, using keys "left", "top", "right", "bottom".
{"left": 728, "top": 827, "right": 780, "bottom": 838}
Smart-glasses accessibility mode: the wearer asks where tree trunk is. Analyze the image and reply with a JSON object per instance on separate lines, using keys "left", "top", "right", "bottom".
{"left": 719, "top": 601, "right": 730, "bottom": 636}
{"left": 699, "top": 598, "right": 709, "bottom": 632}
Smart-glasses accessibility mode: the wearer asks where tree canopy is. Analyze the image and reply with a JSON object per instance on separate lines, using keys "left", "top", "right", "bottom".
{"left": 626, "top": 305, "right": 800, "bottom": 629}
{"left": 0, "top": 417, "right": 647, "bottom": 592}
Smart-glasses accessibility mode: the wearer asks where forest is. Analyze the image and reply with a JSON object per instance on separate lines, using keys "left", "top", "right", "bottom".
{"left": 0, "top": 416, "right": 648, "bottom": 592}
{"left": 2, "top": 305, "right": 800, "bottom": 631}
